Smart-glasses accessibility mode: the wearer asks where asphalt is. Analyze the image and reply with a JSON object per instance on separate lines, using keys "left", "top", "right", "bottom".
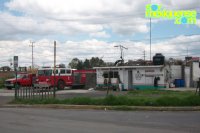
{"left": 0, "top": 108, "right": 200, "bottom": 133}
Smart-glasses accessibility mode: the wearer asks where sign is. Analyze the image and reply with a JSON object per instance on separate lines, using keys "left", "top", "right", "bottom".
{"left": 135, "top": 71, "right": 142, "bottom": 80}
{"left": 13, "top": 56, "right": 18, "bottom": 70}
{"left": 145, "top": 4, "right": 197, "bottom": 24}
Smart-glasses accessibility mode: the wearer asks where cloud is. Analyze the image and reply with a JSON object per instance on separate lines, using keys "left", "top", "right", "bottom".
{"left": 1, "top": 34, "right": 200, "bottom": 67}
{"left": 1, "top": 0, "right": 151, "bottom": 39}
{"left": 196, "top": 19, "right": 200, "bottom": 28}
{"left": 0, "top": 0, "right": 199, "bottom": 40}
{"left": 90, "top": 31, "right": 110, "bottom": 38}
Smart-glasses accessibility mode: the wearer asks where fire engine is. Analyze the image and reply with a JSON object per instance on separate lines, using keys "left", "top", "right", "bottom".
{"left": 34, "top": 67, "right": 96, "bottom": 90}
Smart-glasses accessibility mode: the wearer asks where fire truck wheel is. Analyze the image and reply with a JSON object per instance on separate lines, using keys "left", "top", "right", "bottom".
{"left": 57, "top": 80, "right": 65, "bottom": 90}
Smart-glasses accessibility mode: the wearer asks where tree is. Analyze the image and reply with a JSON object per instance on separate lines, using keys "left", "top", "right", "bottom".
{"left": 68, "top": 57, "right": 107, "bottom": 69}
{"left": 90, "top": 57, "right": 106, "bottom": 67}
{"left": 83, "top": 59, "right": 91, "bottom": 69}
{"left": 68, "top": 58, "right": 81, "bottom": 69}
{"left": 77, "top": 60, "right": 84, "bottom": 70}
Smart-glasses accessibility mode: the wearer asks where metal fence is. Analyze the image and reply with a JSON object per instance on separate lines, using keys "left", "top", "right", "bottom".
{"left": 15, "top": 86, "right": 55, "bottom": 99}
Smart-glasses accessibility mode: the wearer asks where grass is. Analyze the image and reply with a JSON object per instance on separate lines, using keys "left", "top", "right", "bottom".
{"left": 0, "top": 78, "right": 6, "bottom": 89}
{"left": 11, "top": 89, "right": 200, "bottom": 106}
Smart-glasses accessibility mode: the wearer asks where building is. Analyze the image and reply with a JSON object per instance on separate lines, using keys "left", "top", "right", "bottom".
{"left": 94, "top": 61, "right": 200, "bottom": 90}
{"left": 94, "top": 65, "right": 170, "bottom": 90}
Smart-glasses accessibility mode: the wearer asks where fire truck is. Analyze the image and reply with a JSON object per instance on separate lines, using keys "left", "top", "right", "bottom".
{"left": 34, "top": 67, "right": 96, "bottom": 90}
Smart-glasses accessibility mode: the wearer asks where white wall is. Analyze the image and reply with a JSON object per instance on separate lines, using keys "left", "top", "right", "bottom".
{"left": 184, "top": 67, "right": 190, "bottom": 87}
{"left": 132, "top": 67, "right": 165, "bottom": 86}
{"left": 96, "top": 69, "right": 104, "bottom": 84}
{"left": 193, "top": 62, "right": 200, "bottom": 81}
{"left": 170, "top": 65, "right": 182, "bottom": 80}
{"left": 123, "top": 70, "right": 128, "bottom": 89}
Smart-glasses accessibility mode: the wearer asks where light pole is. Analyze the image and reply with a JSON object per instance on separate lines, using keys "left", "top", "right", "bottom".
{"left": 114, "top": 45, "right": 128, "bottom": 62}
{"left": 29, "top": 41, "right": 35, "bottom": 69}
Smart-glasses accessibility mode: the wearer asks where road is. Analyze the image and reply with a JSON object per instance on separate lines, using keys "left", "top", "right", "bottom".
{"left": 0, "top": 108, "right": 199, "bottom": 133}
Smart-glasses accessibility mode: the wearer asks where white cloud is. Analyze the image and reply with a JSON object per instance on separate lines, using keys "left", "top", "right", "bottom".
{"left": 0, "top": 0, "right": 198, "bottom": 40}
{"left": 90, "top": 31, "right": 110, "bottom": 38}
{"left": 0, "top": 0, "right": 151, "bottom": 39}
{"left": 0, "top": 0, "right": 200, "bottom": 67}
{"left": 1, "top": 34, "right": 200, "bottom": 67}
{"left": 196, "top": 19, "right": 200, "bottom": 28}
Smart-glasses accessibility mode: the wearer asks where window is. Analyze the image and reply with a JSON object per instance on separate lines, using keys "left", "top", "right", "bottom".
{"left": 103, "top": 71, "right": 119, "bottom": 78}
{"left": 60, "top": 69, "right": 65, "bottom": 74}
{"left": 103, "top": 72, "right": 108, "bottom": 78}
{"left": 66, "top": 69, "right": 71, "bottom": 74}
{"left": 38, "top": 70, "right": 45, "bottom": 76}
{"left": 38, "top": 69, "right": 52, "bottom": 76}
{"left": 114, "top": 71, "right": 119, "bottom": 78}
{"left": 45, "top": 70, "right": 52, "bottom": 76}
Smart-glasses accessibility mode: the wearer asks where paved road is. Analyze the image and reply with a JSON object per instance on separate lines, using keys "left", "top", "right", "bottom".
{"left": 0, "top": 108, "right": 199, "bottom": 133}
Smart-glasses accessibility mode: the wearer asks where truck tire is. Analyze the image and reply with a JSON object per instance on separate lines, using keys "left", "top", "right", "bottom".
{"left": 57, "top": 80, "right": 65, "bottom": 90}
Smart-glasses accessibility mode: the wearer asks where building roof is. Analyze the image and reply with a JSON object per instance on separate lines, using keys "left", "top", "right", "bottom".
{"left": 94, "top": 65, "right": 164, "bottom": 69}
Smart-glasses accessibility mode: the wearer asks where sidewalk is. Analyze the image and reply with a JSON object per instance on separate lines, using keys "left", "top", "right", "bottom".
{"left": 164, "top": 87, "right": 196, "bottom": 91}
{"left": 1, "top": 104, "right": 200, "bottom": 111}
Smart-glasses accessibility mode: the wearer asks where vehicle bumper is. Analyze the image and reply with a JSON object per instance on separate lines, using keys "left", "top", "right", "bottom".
{"left": 4, "top": 83, "right": 14, "bottom": 88}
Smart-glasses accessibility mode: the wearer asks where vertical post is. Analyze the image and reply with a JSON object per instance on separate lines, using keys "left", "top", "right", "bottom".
{"left": 150, "top": 18, "right": 151, "bottom": 61}
{"left": 15, "top": 69, "right": 17, "bottom": 99}
{"left": 54, "top": 41, "right": 56, "bottom": 98}
{"left": 30, "top": 41, "right": 35, "bottom": 69}
{"left": 14, "top": 56, "right": 18, "bottom": 99}
{"left": 150, "top": 0, "right": 152, "bottom": 61}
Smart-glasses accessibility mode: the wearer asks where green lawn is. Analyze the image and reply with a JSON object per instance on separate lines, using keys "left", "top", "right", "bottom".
{"left": 11, "top": 89, "right": 200, "bottom": 106}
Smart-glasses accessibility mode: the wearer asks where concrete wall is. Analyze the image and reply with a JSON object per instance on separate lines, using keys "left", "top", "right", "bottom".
{"left": 193, "top": 62, "right": 200, "bottom": 81}
{"left": 170, "top": 65, "right": 182, "bottom": 81}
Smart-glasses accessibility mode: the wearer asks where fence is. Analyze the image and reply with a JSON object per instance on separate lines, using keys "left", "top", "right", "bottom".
{"left": 15, "top": 86, "right": 55, "bottom": 99}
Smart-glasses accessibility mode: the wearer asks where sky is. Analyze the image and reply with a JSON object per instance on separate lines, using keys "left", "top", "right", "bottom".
{"left": 0, "top": 0, "right": 200, "bottom": 68}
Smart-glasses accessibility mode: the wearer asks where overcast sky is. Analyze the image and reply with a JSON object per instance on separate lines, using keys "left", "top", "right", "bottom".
{"left": 0, "top": 0, "right": 200, "bottom": 67}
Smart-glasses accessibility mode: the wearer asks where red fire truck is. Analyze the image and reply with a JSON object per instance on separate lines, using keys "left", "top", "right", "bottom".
{"left": 34, "top": 67, "right": 96, "bottom": 90}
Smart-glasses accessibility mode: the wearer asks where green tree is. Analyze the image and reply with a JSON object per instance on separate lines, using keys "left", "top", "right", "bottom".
{"left": 83, "top": 59, "right": 91, "bottom": 69}
{"left": 90, "top": 57, "right": 106, "bottom": 67}
{"left": 77, "top": 60, "right": 84, "bottom": 70}
{"left": 68, "top": 58, "right": 81, "bottom": 69}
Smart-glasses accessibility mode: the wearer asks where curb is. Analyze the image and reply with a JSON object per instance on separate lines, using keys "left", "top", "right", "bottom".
{"left": 1, "top": 104, "right": 200, "bottom": 111}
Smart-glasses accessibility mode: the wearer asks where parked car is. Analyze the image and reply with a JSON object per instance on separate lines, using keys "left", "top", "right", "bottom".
{"left": 4, "top": 73, "right": 36, "bottom": 89}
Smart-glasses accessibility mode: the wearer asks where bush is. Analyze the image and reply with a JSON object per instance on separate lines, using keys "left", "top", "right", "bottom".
{"left": 0, "top": 78, "right": 6, "bottom": 89}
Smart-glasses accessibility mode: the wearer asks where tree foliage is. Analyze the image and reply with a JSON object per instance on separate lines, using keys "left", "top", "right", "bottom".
{"left": 68, "top": 57, "right": 106, "bottom": 69}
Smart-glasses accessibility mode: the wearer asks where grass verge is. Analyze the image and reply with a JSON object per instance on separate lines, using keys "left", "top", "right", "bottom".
{"left": 11, "top": 89, "right": 200, "bottom": 106}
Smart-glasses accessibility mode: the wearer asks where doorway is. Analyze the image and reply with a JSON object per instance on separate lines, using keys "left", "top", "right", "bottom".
{"left": 128, "top": 70, "right": 133, "bottom": 90}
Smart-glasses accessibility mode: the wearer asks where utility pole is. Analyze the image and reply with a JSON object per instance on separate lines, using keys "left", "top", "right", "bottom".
{"left": 114, "top": 45, "right": 128, "bottom": 62}
{"left": 143, "top": 50, "right": 146, "bottom": 61}
{"left": 53, "top": 41, "right": 56, "bottom": 98}
{"left": 150, "top": 0, "right": 152, "bottom": 61}
{"left": 29, "top": 41, "right": 35, "bottom": 69}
